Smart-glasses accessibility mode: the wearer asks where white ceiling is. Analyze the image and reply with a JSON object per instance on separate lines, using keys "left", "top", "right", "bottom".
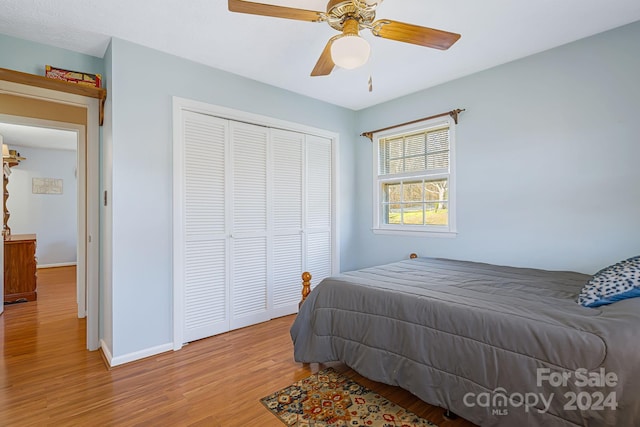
{"left": 0, "top": 123, "right": 77, "bottom": 151}
{"left": 0, "top": 1, "right": 639, "bottom": 110}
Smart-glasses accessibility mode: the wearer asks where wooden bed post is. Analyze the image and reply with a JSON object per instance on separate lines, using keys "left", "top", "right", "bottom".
{"left": 300, "top": 254, "right": 417, "bottom": 308}
{"left": 300, "top": 272, "right": 312, "bottom": 308}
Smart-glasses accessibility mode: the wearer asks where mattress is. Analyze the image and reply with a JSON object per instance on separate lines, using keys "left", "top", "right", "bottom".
{"left": 290, "top": 257, "right": 640, "bottom": 426}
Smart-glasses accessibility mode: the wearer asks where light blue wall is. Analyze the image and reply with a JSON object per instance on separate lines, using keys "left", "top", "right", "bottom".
{"left": 107, "top": 38, "right": 358, "bottom": 357}
{"left": 354, "top": 21, "right": 640, "bottom": 274}
{"left": 0, "top": 33, "right": 103, "bottom": 79}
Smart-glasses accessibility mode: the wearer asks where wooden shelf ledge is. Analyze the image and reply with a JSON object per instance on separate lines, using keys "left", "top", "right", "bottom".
{"left": 0, "top": 67, "right": 106, "bottom": 126}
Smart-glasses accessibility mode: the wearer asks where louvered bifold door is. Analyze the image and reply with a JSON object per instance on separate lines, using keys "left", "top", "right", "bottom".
{"left": 304, "top": 135, "right": 333, "bottom": 284}
{"left": 182, "top": 112, "right": 230, "bottom": 343}
{"left": 229, "top": 122, "right": 270, "bottom": 329}
{"left": 271, "top": 129, "right": 304, "bottom": 317}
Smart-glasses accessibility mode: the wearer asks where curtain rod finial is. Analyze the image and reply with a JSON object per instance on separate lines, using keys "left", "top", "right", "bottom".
{"left": 449, "top": 108, "right": 466, "bottom": 124}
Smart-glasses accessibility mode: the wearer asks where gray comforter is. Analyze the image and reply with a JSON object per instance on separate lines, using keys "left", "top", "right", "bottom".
{"left": 290, "top": 257, "right": 640, "bottom": 426}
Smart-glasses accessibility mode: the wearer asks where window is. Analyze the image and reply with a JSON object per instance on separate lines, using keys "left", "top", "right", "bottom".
{"left": 372, "top": 116, "right": 456, "bottom": 236}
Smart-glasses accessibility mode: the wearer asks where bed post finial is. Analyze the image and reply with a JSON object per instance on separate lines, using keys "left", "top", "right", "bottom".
{"left": 300, "top": 272, "right": 312, "bottom": 308}
{"left": 410, "top": 253, "right": 418, "bottom": 259}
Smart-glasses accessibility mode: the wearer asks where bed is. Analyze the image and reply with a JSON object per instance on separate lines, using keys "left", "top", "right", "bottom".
{"left": 290, "top": 256, "right": 640, "bottom": 426}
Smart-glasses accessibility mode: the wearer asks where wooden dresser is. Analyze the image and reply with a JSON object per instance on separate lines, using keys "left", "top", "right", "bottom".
{"left": 4, "top": 233, "right": 37, "bottom": 302}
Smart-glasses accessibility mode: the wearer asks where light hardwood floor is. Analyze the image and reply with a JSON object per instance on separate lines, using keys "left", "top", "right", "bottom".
{"left": 1, "top": 266, "right": 476, "bottom": 426}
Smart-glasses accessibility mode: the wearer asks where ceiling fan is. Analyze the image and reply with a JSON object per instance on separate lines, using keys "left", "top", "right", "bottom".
{"left": 228, "top": 0, "right": 461, "bottom": 77}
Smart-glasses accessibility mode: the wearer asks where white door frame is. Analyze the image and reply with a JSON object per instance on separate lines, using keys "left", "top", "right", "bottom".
{"left": 0, "top": 115, "right": 86, "bottom": 316}
{"left": 0, "top": 81, "right": 100, "bottom": 351}
{"left": 172, "top": 97, "right": 340, "bottom": 350}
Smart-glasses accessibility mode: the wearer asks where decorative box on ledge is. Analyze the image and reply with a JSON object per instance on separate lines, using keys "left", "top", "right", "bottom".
{"left": 45, "top": 65, "right": 102, "bottom": 88}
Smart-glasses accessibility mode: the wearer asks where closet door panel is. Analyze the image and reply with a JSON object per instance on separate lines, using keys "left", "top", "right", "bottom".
{"left": 304, "top": 135, "right": 333, "bottom": 285}
{"left": 182, "top": 112, "right": 229, "bottom": 342}
{"left": 230, "top": 122, "right": 269, "bottom": 328}
{"left": 272, "top": 129, "right": 303, "bottom": 232}
{"left": 231, "top": 122, "right": 268, "bottom": 233}
{"left": 306, "top": 135, "right": 332, "bottom": 230}
{"left": 184, "top": 240, "right": 227, "bottom": 341}
{"left": 271, "top": 129, "right": 304, "bottom": 315}
{"left": 230, "top": 237, "right": 269, "bottom": 329}
{"left": 272, "top": 234, "right": 303, "bottom": 316}
{"left": 305, "top": 231, "right": 332, "bottom": 286}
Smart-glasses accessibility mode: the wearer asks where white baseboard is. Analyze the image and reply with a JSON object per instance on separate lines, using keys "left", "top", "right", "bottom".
{"left": 104, "top": 341, "right": 174, "bottom": 367}
{"left": 37, "top": 262, "right": 77, "bottom": 269}
{"left": 100, "top": 339, "right": 114, "bottom": 365}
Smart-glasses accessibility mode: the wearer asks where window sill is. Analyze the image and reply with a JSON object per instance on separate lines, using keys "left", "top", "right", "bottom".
{"left": 371, "top": 228, "right": 458, "bottom": 238}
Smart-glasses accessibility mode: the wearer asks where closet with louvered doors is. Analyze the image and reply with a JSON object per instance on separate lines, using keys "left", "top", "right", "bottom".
{"left": 176, "top": 110, "right": 333, "bottom": 344}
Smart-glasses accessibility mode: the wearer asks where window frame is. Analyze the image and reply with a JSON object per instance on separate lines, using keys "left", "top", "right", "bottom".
{"left": 371, "top": 115, "right": 457, "bottom": 237}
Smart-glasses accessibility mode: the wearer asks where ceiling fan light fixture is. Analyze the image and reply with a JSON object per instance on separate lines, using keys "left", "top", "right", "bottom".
{"left": 330, "top": 34, "right": 371, "bottom": 70}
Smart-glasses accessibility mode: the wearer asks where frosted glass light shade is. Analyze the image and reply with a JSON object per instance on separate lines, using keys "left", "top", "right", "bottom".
{"left": 330, "top": 35, "right": 371, "bottom": 70}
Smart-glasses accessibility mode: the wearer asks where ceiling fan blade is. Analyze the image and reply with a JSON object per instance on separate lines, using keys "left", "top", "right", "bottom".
{"left": 372, "top": 20, "right": 461, "bottom": 50}
{"left": 310, "top": 36, "right": 338, "bottom": 77}
{"left": 228, "top": 0, "right": 324, "bottom": 22}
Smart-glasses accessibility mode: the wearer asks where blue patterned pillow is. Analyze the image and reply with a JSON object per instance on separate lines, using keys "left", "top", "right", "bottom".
{"left": 578, "top": 256, "right": 640, "bottom": 307}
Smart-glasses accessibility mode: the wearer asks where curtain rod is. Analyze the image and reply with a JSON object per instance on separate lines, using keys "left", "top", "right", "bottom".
{"left": 360, "top": 108, "right": 465, "bottom": 141}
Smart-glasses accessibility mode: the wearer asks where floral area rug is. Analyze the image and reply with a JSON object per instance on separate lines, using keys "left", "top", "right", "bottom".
{"left": 261, "top": 368, "right": 438, "bottom": 427}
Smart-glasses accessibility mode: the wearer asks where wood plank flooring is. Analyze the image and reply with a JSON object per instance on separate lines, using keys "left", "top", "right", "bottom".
{"left": 1, "top": 266, "right": 476, "bottom": 426}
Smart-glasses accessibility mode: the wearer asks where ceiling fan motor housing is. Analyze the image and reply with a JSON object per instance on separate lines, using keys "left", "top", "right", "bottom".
{"left": 325, "top": 0, "right": 377, "bottom": 31}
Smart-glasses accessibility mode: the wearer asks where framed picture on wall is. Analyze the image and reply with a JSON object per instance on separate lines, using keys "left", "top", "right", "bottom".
{"left": 32, "top": 177, "right": 63, "bottom": 194}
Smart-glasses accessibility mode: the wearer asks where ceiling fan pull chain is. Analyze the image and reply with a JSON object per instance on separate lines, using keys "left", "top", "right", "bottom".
{"left": 367, "top": 47, "right": 374, "bottom": 92}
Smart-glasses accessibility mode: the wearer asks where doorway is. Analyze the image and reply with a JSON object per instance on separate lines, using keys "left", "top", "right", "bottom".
{"left": 0, "top": 79, "right": 100, "bottom": 350}
{"left": 1, "top": 119, "right": 84, "bottom": 315}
